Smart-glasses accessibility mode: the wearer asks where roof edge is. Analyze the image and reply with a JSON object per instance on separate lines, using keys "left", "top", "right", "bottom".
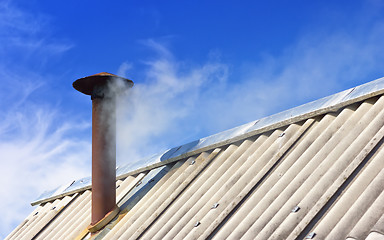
{"left": 31, "top": 76, "right": 384, "bottom": 206}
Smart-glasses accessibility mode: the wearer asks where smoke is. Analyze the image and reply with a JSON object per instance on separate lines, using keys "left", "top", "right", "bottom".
{"left": 114, "top": 43, "right": 229, "bottom": 165}
{"left": 114, "top": 19, "right": 384, "bottom": 166}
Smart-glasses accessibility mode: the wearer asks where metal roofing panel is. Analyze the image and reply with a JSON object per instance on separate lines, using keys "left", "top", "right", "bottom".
{"left": 8, "top": 78, "right": 384, "bottom": 240}
{"left": 106, "top": 158, "right": 193, "bottom": 238}
{"left": 31, "top": 77, "right": 384, "bottom": 205}
{"left": 34, "top": 191, "right": 91, "bottom": 240}
{"left": 346, "top": 183, "right": 384, "bottom": 239}
{"left": 140, "top": 143, "right": 242, "bottom": 239}
{"left": 365, "top": 232, "right": 384, "bottom": 240}
{"left": 99, "top": 95, "right": 383, "bottom": 240}
{"left": 6, "top": 195, "right": 77, "bottom": 240}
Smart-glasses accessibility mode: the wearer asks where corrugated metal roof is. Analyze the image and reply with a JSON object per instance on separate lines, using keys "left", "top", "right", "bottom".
{"left": 32, "top": 76, "right": 384, "bottom": 206}
{"left": 7, "top": 77, "right": 384, "bottom": 239}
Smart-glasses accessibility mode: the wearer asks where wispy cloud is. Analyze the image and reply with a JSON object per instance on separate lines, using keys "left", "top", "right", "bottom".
{"left": 0, "top": 73, "right": 92, "bottom": 237}
{"left": 0, "top": 105, "right": 91, "bottom": 236}
{"left": 0, "top": 0, "right": 72, "bottom": 68}
{"left": 0, "top": 1, "right": 85, "bottom": 238}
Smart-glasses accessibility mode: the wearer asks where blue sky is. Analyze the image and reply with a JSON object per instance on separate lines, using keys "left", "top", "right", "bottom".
{"left": 1, "top": 0, "right": 384, "bottom": 237}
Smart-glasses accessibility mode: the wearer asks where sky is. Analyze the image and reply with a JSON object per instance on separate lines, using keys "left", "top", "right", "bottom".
{"left": 1, "top": 0, "right": 384, "bottom": 237}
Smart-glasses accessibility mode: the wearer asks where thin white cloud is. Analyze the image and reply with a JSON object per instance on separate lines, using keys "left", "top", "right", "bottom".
{"left": 0, "top": 71, "right": 95, "bottom": 237}
{"left": 0, "top": 0, "right": 73, "bottom": 66}
{"left": 0, "top": 2, "right": 84, "bottom": 238}
{"left": 0, "top": 104, "right": 91, "bottom": 237}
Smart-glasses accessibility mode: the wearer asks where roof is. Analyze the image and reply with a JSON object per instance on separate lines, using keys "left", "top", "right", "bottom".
{"left": 6, "top": 77, "right": 384, "bottom": 239}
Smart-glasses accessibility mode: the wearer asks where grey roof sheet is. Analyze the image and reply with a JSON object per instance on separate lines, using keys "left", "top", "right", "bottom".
{"left": 7, "top": 76, "right": 384, "bottom": 240}
{"left": 32, "top": 76, "right": 384, "bottom": 206}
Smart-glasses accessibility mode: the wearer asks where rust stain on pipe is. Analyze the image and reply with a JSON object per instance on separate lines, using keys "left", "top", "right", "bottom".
{"left": 73, "top": 72, "right": 133, "bottom": 227}
{"left": 91, "top": 95, "right": 116, "bottom": 225}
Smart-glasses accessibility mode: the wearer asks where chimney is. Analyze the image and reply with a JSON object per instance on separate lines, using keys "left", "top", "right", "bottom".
{"left": 73, "top": 72, "right": 133, "bottom": 232}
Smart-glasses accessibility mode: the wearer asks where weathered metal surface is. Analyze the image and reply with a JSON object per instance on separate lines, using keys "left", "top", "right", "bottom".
{"left": 73, "top": 72, "right": 133, "bottom": 96}
{"left": 117, "top": 166, "right": 169, "bottom": 210}
{"left": 116, "top": 152, "right": 165, "bottom": 177}
{"left": 90, "top": 96, "right": 117, "bottom": 225}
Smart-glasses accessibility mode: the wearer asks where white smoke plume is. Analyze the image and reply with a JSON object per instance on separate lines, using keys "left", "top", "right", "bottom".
{"left": 114, "top": 21, "right": 384, "bottom": 166}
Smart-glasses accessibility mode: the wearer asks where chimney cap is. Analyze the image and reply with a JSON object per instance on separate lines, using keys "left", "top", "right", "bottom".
{"left": 73, "top": 72, "right": 134, "bottom": 95}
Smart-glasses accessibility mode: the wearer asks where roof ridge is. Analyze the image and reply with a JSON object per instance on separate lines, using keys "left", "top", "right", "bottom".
{"left": 32, "top": 76, "right": 384, "bottom": 206}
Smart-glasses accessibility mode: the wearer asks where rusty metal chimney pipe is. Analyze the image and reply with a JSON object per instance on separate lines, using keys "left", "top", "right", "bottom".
{"left": 73, "top": 72, "right": 133, "bottom": 230}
